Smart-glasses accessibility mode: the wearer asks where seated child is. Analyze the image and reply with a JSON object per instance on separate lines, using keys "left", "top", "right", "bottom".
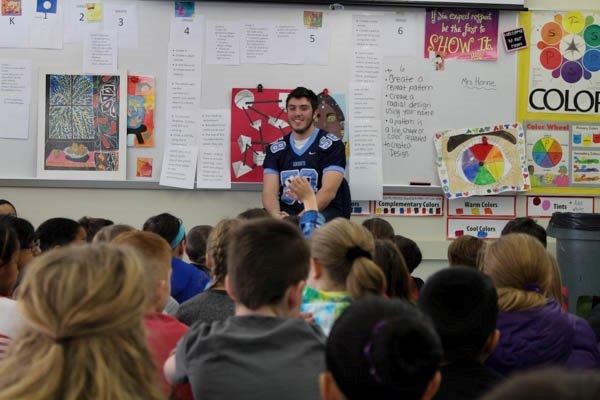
{"left": 164, "top": 218, "right": 325, "bottom": 400}
{"left": 419, "top": 267, "right": 502, "bottom": 400}
{"left": 92, "top": 224, "right": 136, "bottom": 243}
{"left": 0, "top": 200, "right": 16, "bottom": 217}
{"left": 143, "top": 213, "right": 209, "bottom": 303}
{"left": 112, "top": 231, "right": 190, "bottom": 398}
{"left": 78, "top": 216, "right": 114, "bottom": 242}
{"left": 177, "top": 219, "right": 238, "bottom": 326}
{"left": 34, "top": 217, "right": 87, "bottom": 252}
{"left": 373, "top": 239, "right": 411, "bottom": 299}
{"left": 0, "top": 244, "right": 163, "bottom": 400}
{"left": 302, "top": 219, "right": 386, "bottom": 335}
{"left": 0, "top": 224, "right": 21, "bottom": 360}
{"left": 321, "top": 297, "right": 442, "bottom": 400}
{"left": 447, "top": 235, "right": 485, "bottom": 268}
{"left": 392, "top": 235, "right": 424, "bottom": 298}
{"left": 0, "top": 215, "right": 39, "bottom": 276}
{"left": 481, "top": 233, "right": 600, "bottom": 375}
{"left": 362, "top": 217, "right": 394, "bottom": 240}
{"left": 185, "top": 225, "right": 213, "bottom": 274}
{"left": 237, "top": 208, "right": 270, "bottom": 220}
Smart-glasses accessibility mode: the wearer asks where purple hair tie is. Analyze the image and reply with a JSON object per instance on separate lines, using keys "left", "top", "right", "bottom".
{"left": 524, "top": 283, "right": 542, "bottom": 293}
{"left": 363, "top": 320, "right": 388, "bottom": 383}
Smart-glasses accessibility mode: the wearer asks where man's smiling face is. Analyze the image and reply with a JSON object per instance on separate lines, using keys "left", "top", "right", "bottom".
{"left": 286, "top": 97, "right": 315, "bottom": 135}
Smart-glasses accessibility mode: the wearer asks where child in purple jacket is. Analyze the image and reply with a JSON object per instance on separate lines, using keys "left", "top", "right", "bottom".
{"left": 480, "top": 233, "right": 600, "bottom": 376}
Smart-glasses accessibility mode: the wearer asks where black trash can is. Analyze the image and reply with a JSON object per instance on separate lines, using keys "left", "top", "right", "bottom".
{"left": 547, "top": 212, "right": 600, "bottom": 315}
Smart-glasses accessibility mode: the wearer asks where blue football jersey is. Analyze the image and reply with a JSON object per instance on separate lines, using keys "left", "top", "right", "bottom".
{"left": 263, "top": 128, "right": 350, "bottom": 217}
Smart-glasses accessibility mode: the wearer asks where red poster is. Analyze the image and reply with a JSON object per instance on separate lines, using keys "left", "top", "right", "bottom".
{"left": 230, "top": 88, "right": 292, "bottom": 183}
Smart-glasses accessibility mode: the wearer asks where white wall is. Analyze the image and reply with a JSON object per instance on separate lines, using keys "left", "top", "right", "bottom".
{"left": 1, "top": 0, "right": 596, "bottom": 281}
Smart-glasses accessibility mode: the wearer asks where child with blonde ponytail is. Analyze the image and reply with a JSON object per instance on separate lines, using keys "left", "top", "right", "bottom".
{"left": 0, "top": 244, "right": 163, "bottom": 400}
{"left": 301, "top": 218, "right": 386, "bottom": 336}
{"left": 481, "top": 233, "right": 599, "bottom": 376}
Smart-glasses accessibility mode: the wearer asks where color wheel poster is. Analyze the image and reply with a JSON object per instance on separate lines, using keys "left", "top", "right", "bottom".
{"left": 525, "top": 121, "right": 570, "bottom": 187}
{"left": 435, "top": 123, "right": 530, "bottom": 200}
{"left": 528, "top": 11, "right": 600, "bottom": 115}
{"left": 230, "top": 88, "right": 292, "bottom": 183}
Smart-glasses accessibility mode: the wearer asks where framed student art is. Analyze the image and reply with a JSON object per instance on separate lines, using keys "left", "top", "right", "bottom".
{"left": 37, "top": 70, "right": 127, "bottom": 180}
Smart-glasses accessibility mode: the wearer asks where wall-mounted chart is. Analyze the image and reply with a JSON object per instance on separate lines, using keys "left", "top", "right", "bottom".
{"left": 525, "top": 122, "right": 570, "bottom": 187}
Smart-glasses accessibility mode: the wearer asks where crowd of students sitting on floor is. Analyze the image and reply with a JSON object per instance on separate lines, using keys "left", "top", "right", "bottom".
{"left": 0, "top": 194, "right": 600, "bottom": 400}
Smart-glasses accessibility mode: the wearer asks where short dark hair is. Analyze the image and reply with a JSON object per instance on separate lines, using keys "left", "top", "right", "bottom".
{"left": 286, "top": 87, "right": 318, "bottom": 111}
{"left": 418, "top": 267, "right": 498, "bottom": 364}
{"left": 327, "top": 297, "right": 442, "bottom": 400}
{"left": 0, "top": 199, "right": 16, "bottom": 216}
{"left": 0, "top": 223, "right": 19, "bottom": 266}
{"left": 392, "top": 235, "right": 422, "bottom": 273}
{"left": 227, "top": 219, "right": 309, "bottom": 309}
{"left": 362, "top": 218, "right": 395, "bottom": 240}
{"left": 35, "top": 218, "right": 83, "bottom": 252}
{"left": 185, "top": 225, "right": 212, "bottom": 264}
{"left": 78, "top": 217, "right": 114, "bottom": 242}
{"left": 0, "top": 215, "right": 35, "bottom": 249}
{"left": 447, "top": 236, "right": 485, "bottom": 268}
{"left": 501, "top": 217, "right": 547, "bottom": 248}
{"left": 237, "top": 208, "right": 270, "bottom": 220}
{"left": 483, "top": 369, "right": 600, "bottom": 400}
{"left": 373, "top": 239, "right": 411, "bottom": 299}
{"left": 142, "top": 213, "right": 182, "bottom": 247}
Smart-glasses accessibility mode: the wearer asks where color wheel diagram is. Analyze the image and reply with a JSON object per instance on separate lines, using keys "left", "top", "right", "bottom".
{"left": 525, "top": 127, "right": 570, "bottom": 187}
{"left": 460, "top": 137, "right": 507, "bottom": 186}
{"left": 532, "top": 137, "right": 563, "bottom": 168}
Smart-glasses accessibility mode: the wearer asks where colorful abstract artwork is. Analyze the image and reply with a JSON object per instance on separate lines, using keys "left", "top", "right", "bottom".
{"left": 230, "top": 88, "right": 292, "bottom": 183}
{"left": 39, "top": 73, "right": 125, "bottom": 180}
{"left": 127, "top": 75, "right": 155, "bottom": 148}
{"left": 136, "top": 157, "right": 153, "bottom": 177}
{"left": 1, "top": 0, "right": 21, "bottom": 16}
{"left": 174, "top": 1, "right": 194, "bottom": 18}
{"left": 435, "top": 124, "right": 530, "bottom": 199}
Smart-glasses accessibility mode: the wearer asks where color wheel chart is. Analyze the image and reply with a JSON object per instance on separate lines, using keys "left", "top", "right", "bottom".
{"left": 461, "top": 137, "right": 505, "bottom": 186}
{"left": 532, "top": 137, "right": 563, "bottom": 168}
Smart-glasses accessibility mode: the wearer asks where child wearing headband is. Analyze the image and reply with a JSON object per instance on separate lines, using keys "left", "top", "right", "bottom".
{"left": 322, "top": 297, "right": 442, "bottom": 400}
{"left": 301, "top": 219, "right": 386, "bottom": 336}
{"left": 143, "top": 213, "right": 209, "bottom": 303}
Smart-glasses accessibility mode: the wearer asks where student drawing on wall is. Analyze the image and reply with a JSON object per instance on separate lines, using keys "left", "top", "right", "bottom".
{"left": 315, "top": 90, "right": 345, "bottom": 140}
{"left": 434, "top": 52, "right": 445, "bottom": 71}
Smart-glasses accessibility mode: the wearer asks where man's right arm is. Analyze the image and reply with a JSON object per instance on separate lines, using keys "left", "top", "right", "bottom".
{"left": 262, "top": 173, "right": 281, "bottom": 216}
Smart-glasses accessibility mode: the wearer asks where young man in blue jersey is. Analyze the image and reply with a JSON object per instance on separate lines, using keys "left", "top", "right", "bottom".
{"left": 262, "top": 87, "right": 351, "bottom": 221}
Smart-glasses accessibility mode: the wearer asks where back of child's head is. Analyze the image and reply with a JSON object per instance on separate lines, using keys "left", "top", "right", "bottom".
{"left": 185, "top": 225, "right": 212, "bottom": 265}
{"left": 373, "top": 239, "right": 411, "bottom": 299}
{"left": 0, "top": 215, "right": 35, "bottom": 252}
{"left": 0, "top": 223, "right": 19, "bottom": 296}
{"left": 0, "top": 199, "right": 17, "bottom": 216}
{"left": 143, "top": 212, "right": 184, "bottom": 249}
{"left": 326, "top": 297, "right": 442, "bottom": 400}
{"left": 362, "top": 218, "right": 395, "bottom": 240}
{"left": 92, "top": 224, "right": 136, "bottom": 243}
{"left": 206, "top": 219, "right": 240, "bottom": 285}
{"left": 483, "top": 369, "right": 600, "bottom": 400}
{"left": 418, "top": 267, "right": 498, "bottom": 365}
{"left": 78, "top": 216, "right": 114, "bottom": 242}
{"left": 112, "top": 231, "right": 172, "bottom": 308}
{"left": 481, "top": 233, "right": 553, "bottom": 312}
{"left": 227, "top": 218, "right": 309, "bottom": 310}
{"left": 501, "top": 217, "right": 547, "bottom": 248}
{"left": 0, "top": 244, "right": 162, "bottom": 400}
{"left": 447, "top": 235, "right": 485, "bottom": 268}
{"left": 391, "top": 235, "right": 422, "bottom": 273}
{"left": 237, "top": 208, "right": 270, "bottom": 220}
{"left": 311, "top": 218, "right": 386, "bottom": 299}
{"left": 35, "top": 217, "right": 85, "bottom": 252}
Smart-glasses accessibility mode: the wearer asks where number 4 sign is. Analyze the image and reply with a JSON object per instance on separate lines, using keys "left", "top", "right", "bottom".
{"left": 170, "top": 14, "right": 205, "bottom": 45}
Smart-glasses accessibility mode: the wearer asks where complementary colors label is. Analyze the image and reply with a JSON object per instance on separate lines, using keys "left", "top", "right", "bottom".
{"left": 448, "top": 195, "right": 515, "bottom": 217}
{"left": 526, "top": 196, "right": 594, "bottom": 217}
{"left": 350, "top": 201, "right": 371, "bottom": 216}
{"left": 374, "top": 195, "right": 443, "bottom": 217}
{"left": 447, "top": 218, "right": 511, "bottom": 239}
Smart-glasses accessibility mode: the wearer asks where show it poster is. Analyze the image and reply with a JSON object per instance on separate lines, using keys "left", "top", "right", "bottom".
{"left": 127, "top": 75, "right": 155, "bottom": 148}
{"left": 230, "top": 88, "right": 292, "bottom": 183}
{"left": 435, "top": 123, "right": 530, "bottom": 199}
{"left": 37, "top": 72, "right": 127, "bottom": 180}
{"left": 572, "top": 150, "right": 600, "bottom": 184}
{"left": 525, "top": 121, "right": 570, "bottom": 187}
{"left": 424, "top": 8, "right": 499, "bottom": 61}
{"left": 528, "top": 11, "right": 600, "bottom": 115}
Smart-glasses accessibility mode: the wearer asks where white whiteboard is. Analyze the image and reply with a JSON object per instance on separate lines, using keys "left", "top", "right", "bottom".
{"left": 0, "top": 1, "right": 518, "bottom": 188}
